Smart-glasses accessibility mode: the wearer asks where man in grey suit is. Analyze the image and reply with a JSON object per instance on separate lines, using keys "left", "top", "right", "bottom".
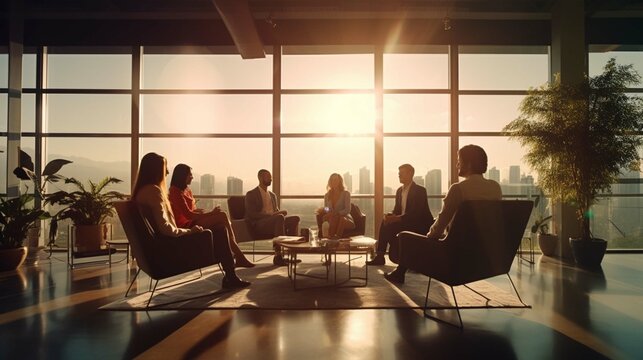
{"left": 245, "top": 169, "right": 300, "bottom": 266}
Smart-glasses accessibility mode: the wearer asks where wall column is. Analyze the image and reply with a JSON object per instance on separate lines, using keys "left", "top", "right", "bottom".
{"left": 6, "top": 0, "right": 24, "bottom": 197}
{"left": 550, "top": 0, "right": 586, "bottom": 258}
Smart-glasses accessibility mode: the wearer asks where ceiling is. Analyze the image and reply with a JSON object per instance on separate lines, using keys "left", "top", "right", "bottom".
{"left": 1, "top": 1, "right": 643, "bottom": 48}
{"left": 5, "top": 0, "right": 643, "bottom": 20}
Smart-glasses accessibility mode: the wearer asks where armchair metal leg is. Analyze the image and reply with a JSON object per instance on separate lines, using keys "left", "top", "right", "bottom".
{"left": 125, "top": 268, "right": 142, "bottom": 297}
{"left": 507, "top": 273, "right": 527, "bottom": 307}
{"left": 147, "top": 280, "right": 159, "bottom": 309}
{"left": 423, "top": 278, "right": 464, "bottom": 329}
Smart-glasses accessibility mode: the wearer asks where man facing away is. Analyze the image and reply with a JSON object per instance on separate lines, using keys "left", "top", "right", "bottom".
{"left": 383, "top": 145, "right": 502, "bottom": 284}
{"left": 245, "top": 169, "right": 300, "bottom": 266}
{"left": 367, "top": 164, "right": 434, "bottom": 266}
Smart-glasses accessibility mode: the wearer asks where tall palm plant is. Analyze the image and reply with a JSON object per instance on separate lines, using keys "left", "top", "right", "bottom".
{"left": 504, "top": 59, "right": 643, "bottom": 245}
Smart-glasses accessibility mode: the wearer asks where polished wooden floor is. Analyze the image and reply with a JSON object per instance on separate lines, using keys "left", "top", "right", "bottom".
{"left": 1, "top": 251, "right": 641, "bottom": 359}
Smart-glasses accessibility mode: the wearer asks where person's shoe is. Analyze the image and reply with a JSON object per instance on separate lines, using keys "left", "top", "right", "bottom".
{"left": 384, "top": 269, "right": 405, "bottom": 284}
{"left": 222, "top": 275, "right": 251, "bottom": 290}
{"left": 366, "top": 255, "right": 385, "bottom": 266}
{"left": 235, "top": 257, "right": 256, "bottom": 268}
{"left": 273, "top": 255, "right": 302, "bottom": 266}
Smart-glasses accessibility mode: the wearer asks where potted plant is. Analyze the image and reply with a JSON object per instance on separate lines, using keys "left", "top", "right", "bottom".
{"left": 45, "top": 177, "right": 126, "bottom": 252}
{"left": 504, "top": 58, "right": 643, "bottom": 268}
{"left": 531, "top": 215, "right": 558, "bottom": 257}
{"left": 13, "top": 149, "right": 72, "bottom": 250}
{"left": 0, "top": 194, "right": 50, "bottom": 271}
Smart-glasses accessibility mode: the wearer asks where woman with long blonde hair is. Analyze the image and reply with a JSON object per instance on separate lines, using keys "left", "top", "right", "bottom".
{"left": 318, "top": 173, "right": 355, "bottom": 238}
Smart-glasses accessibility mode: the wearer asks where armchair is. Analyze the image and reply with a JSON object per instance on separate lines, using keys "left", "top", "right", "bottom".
{"left": 398, "top": 200, "right": 533, "bottom": 328}
{"left": 227, "top": 196, "right": 276, "bottom": 259}
{"left": 315, "top": 203, "right": 366, "bottom": 237}
{"left": 114, "top": 201, "right": 219, "bottom": 308}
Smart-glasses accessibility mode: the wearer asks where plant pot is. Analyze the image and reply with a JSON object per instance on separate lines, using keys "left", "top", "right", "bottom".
{"left": 569, "top": 238, "right": 607, "bottom": 269}
{"left": 74, "top": 224, "right": 108, "bottom": 252}
{"left": 537, "top": 233, "right": 558, "bottom": 256}
{"left": 0, "top": 246, "right": 28, "bottom": 272}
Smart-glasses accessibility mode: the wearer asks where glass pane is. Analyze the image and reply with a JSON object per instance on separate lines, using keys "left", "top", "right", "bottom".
{"left": 282, "top": 50, "right": 373, "bottom": 89}
{"left": 593, "top": 196, "right": 643, "bottom": 248}
{"left": 0, "top": 54, "right": 7, "bottom": 87}
{"left": 141, "top": 94, "right": 271, "bottom": 133}
{"left": 383, "top": 137, "right": 450, "bottom": 207}
{"left": 22, "top": 94, "right": 35, "bottom": 132}
{"left": 459, "top": 95, "right": 524, "bottom": 132}
{"left": 384, "top": 94, "right": 449, "bottom": 132}
{"left": 281, "top": 94, "right": 375, "bottom": 134}
{"left": 47, "top": 54, "right": 131, "bottom": 89}
{"left": 460, "top": 136, "right": 536, "bottom": 197}
{"left": 589, "top": 46, "right": 643, "bottom": 78}
{"left": 459, "top": 46, "right": 549, "bottom": 90}
{"left": 45, "top": 94, "right": 130, "bottom": 133}
{"left": 45, "top": 138, "right": 131, "bottom": 194}
{"left": 383, "top": 48, "right": 449, "bottom": 89}
{"left": 281, "top": 137, "right": 374, "bottom": 195}
{"left": 0, "top": 94, "right": 6, "bottom": 132}
{"left": 140, "top": 138, "right": 271, "bottom": 197}
{"left": 142, "top": 54, "right": 272, "bottom": 89}
{"left": 23, "top": 53, "right": 37, "bottom": 88}
{"left": 0, "top": 137, "right": 6, "bottom": 191}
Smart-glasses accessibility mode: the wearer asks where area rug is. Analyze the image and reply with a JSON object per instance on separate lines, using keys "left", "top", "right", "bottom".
{"left": 100, "top": 255, "right": 529, "bottom": 311}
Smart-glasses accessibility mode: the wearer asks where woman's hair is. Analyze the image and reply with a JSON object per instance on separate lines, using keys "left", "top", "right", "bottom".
{"left": 170, "top": 163, "right": 192, "bottom": 190}
{"left": 132, "top": 152, "right": 167, "bottom": 198}
{"left": 326, "top": 173, "right": 345, "bottom": 192}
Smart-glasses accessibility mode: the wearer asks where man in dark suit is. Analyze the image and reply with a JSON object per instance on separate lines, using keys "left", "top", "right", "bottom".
{"left": 367, "top": 164, "right": 434, "bottom": 269}
{"left": 245, "top": 169, "right": 300, "bottom": 266}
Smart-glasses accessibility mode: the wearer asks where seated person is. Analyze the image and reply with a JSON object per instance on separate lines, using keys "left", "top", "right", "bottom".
{"left": 384, "top": 145, "right": 502, "bottom": 284}
{"left": 317, "top": 173, "right": 355, "bottom": 238}
{"left": 133, "top": 152, "right": 250, "bottom": 290}
{"left": 245, "top": 169, "right": 300, "bottom": 266}
{"left": 368, "top": 164, "right": 433, "bottom": 266}
{"left": 168, "top": 163, "right": 254, "bottom": 268}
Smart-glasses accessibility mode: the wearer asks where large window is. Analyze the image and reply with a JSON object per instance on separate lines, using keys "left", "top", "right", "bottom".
{"left": 589, "top": 45, "right": 643, "bottom": 248}
{"left": 6, "top": 44, "right": 642, "bottom": 250}
{"left": 383, "top": 45, "right": 451, "bottom": 217}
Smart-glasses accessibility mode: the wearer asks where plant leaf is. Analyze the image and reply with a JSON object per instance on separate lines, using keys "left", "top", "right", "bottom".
{"left": 42, "top": 159, "right": 73, "bottom": 177}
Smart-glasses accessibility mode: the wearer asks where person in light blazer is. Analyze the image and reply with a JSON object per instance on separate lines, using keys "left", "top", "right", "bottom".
{"left": 245, "top": 169, "right": 300, "bottom": 266}
{"left": 318, "top": 173, "right": 356, "bottom": 238}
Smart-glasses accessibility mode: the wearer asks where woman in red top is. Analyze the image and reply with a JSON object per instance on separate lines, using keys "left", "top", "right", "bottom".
{"left": 169, "top": 163, "right": 254, "bottom": 268}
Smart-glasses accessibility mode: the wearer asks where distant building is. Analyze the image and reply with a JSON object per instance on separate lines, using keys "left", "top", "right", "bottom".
{"left": 487, "top": 167, "right": 500, "bottom": 183}
{"left": 521, "top": 175, "right": 534, "bottom": 185}
{"left": 384, "top": 186, "right": 394, "bottom": 195}
{"left": 227, "top": 176, "right": 243, "bottom": 195}
{"left": 509, "top": 165, "right": 521, "bottom": 184}
{"left": 200, "top": 174, "right": 215, "bottom": 209}
{"left": 191, "top": 180, "right": 201, "bottom": 195}
{"left": 413, "top": 176, "right": 424, "bottom": 187}
{"left": 359, "top": 167, "right": 371, "bottom": 194}
{"left": 425, "top": 169, "right": 442, "bottom": 195}
{"left": 343, "top": 172, "right": 352, "bottom": 193}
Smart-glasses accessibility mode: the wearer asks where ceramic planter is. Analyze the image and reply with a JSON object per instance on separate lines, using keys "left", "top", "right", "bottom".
{"left": 0, "top": 246, "right": 28, "bottom": 272}
{"left": 569, "top": 238, "right": 607, "bottom": 268}
{"left": 537, "top": 233, "right": 558, "bottom": 257}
